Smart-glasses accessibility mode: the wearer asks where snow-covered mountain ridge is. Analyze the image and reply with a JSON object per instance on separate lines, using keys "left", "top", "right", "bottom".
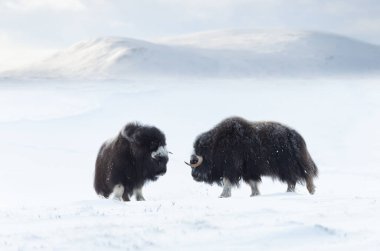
{"left": 3, "top": 30, "right": 380, "bottom": 80}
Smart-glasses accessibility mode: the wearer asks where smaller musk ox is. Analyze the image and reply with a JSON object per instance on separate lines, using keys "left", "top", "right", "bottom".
{"left": 94, "top": 122, "right": 169, "bottom": 201}
{"left": 186, "top": 117, "right": 318, "bottom": 197}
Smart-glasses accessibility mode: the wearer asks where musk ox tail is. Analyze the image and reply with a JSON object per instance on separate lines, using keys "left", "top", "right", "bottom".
{"left": 289, "top": 129, "right": 318, "bottom": 194}
{"left": 94, "top": 143, "right": 112, "bottom": 198}
{"left": 306, "top": 153, "right": 318, "bottom": 178}
{"left": 288, "top": 129, "right": 318, "bottom": 177}
{"left": 304, "top": 153, "right": 318, "bottom": 194}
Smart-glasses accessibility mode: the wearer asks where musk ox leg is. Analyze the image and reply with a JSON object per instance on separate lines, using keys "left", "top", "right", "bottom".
{"left": 133, "top": 187, "right": 145, "bottom": 201}
{"left": 287, "top": 181, "right": 296, "bottom": 192}
{"left": 219, "top": 178, "right": 232, "bottom": 198}
{"left": 112, "top": 184, "right": 124, "bottom": 201}
{"left": 306, "top": 176, "right": 316, "bottom": 195}
{"left": 122, "top": 191, "right": 130, "bottom": 201}
{"left": 248, "top": 180, "right": 260, "bottom": 196}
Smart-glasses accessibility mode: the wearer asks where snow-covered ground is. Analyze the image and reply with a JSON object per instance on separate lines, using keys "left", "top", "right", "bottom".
{"left": 0, "top": 77, "right": 379, "bottom": 250}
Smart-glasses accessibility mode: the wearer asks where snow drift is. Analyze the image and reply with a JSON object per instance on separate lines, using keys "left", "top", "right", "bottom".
{"left": 3, "top": 30, "right": 380, "bottom": 80}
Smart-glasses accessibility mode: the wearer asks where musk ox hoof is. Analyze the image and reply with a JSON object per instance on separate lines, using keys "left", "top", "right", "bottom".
{"left": 112, "top": 184, "right": 124, "bottom": 201}
{"left": 250, "top": 191, "right": 260, "bottom": 197}
{"left": 287, "top": 182, "right": 296, "bottom": 193}
{"left": 219, "top": 192, "right": 231, "bottom": 198}
{"left": 133, "top": 188, "right": 145, "bottom": 201}
{"left": 307, "top": 177, "right": 316, "bottom": 194}
{"left": 122, "top": 193, "right": 130, "bottom": 202}
{"left": 307, "top": 184, "right": 316, "bottom": 195}
{"left": 219, "top": 178, "right": 232, "bottom": 198}
{"left": 248, "top": 180, "right": 260, "bottom": 196}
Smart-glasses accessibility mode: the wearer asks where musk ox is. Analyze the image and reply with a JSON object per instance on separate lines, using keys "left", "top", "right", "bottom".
{"left": 94, "top": 122, "right": 169, "bottom": 201}
{"left": 185, "top": 117, "right": 318, "bottom": 197}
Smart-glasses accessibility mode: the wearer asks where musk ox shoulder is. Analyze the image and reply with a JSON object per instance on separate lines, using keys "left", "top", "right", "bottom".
{"left": 94, "top": 122, "right": 169, "bottom": 201}
{"left": 186, "top": 117, "right": 318, "bottom": 198}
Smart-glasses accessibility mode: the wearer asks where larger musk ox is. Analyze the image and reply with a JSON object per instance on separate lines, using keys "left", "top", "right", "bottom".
{"left": 94, "top": 122, "right": 169, "bottom": 201}
{"left": 186, "top": 117, "right": 318, "bottom": 197}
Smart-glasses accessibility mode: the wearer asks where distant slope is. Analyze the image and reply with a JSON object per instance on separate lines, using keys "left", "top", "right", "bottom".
{"left": 4, "top": 30, "right": 380, "bottom": 80}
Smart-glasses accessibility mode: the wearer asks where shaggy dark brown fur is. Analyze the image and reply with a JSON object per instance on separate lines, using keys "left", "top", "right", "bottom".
{"left": 94, "top": 122, "right": 169, "bottom": 201}
{"left": 187, "top": 117, "right": 318, "bottom": 197}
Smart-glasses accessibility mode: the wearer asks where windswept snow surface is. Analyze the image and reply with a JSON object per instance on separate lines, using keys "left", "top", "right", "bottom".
{"left": 4, "top": 30, "right": 380, "bottom": 80}
{"left": 1, "top": 78, "right": 380, "bottom": 250}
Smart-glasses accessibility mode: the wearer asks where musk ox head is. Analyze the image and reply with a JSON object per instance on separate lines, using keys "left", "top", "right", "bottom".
{"left": 185, "top": 131, "right": 214, "bottom": 183}
{"left": 122, "top": 123, "right": 169, "bottom": 179}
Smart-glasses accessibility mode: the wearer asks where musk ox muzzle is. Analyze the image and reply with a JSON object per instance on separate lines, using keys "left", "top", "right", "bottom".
{"left": 152, "top": 146, "right": 169, "bottom": 175}
{"left": 154, "top": 156, "right": 169, "bottom": 176}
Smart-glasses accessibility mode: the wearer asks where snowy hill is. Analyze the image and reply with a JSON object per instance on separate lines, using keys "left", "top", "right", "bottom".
{"left": 4, "top": 30, "right": 380, "bottom": 80}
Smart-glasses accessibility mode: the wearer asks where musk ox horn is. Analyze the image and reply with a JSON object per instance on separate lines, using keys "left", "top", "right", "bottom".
{"left": 185, "top": 155, "right": 203, "bottom": 168}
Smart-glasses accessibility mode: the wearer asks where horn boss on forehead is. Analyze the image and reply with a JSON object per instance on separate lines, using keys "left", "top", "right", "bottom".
{"left": 151, "top": 146, "right": 169, "bottom": 159}
{"left": 184, "top": 154, "right": 203, "bottom": 168}
{"left": 190, "top": 155, "right": 203, "bottom": 168}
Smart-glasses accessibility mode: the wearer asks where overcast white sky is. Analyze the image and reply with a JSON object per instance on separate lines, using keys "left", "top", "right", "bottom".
{"left": 0, "top": 0, "right": 380, "bottom": 68}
